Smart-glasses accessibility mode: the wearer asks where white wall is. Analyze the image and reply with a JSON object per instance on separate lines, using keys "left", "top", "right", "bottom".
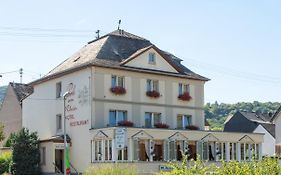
{"left": 275, "top": 115, "right": 281, "bottom": 144}
{"left": 254, "top": 125, "right": 275, "bottom": 156}
{"left": 23, "top": 68, "right": 92, "bottom": 172}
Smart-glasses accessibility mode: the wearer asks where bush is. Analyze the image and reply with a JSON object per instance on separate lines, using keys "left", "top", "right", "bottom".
{"left": 0, "top": 152, "right": 12, "bottom": 174}
{"left": 85, "top": 164, "right": 137, "bottom": 175}
{"left": 159, "top": 156, "right": 281, "bottom": 175}
{"left": 11, "top": 128, "right": 40, "bottom": 175}
{"left": 4, "top": 133, "right": 16, "bottom": 147}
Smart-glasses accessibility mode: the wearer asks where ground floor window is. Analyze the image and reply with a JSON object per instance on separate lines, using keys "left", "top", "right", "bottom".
{"left": 92, "top": 139, "right": 113, "bottom": 162}
{"left": 133, "top": 140, "right": 164, "bottom": 161}
{"left": 117, "top": 147, "right": 128, "bottom": 161}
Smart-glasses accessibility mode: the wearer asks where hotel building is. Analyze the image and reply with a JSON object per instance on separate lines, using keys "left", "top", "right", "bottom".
{"left": 22, "top": 30, "right": 264, "bottom": 174}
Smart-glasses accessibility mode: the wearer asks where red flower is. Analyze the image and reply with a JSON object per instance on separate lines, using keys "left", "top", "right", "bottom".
{"left": 146, "top": 90, "right": 160, "bottom": 98}
{"left": 110, "top": 86, "right": 126, "bottom": 95}
{"left": 185, "top": 125, "right": 199, "bottom": 130}
{"left": 118, "top": 120, "right": 134, "bottom": 127}
{"left": 178, "top": 92, "right": 192, "bottom": 101}
{"left": 154, "top": 123, "right": 169, "bottom": 129}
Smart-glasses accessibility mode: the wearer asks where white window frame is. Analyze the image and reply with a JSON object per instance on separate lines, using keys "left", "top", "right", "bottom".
{"left": 111, "top": 75, "right": 125, "bottom": 88}
{"left": 109, "top": 110, "right": 127, "bottom": 126}
{"left": 56, "top": 114, "right": 62, "bottom": 133}
{"left": 56, "top": 82, "right": 62, "bottom": 98}
{"left": 146, "top": 79, "right": 159, "bottom": 92}
{"left": 148, "top": 52, "right": 156, "bottom": 64}
{"left": 177, "top": 114, "right": 192, "bottom": 129}
{"left": 145, "top": 112, "right": 161, "bottom": 128}
{"left": 178, "top": 83, "right": 190, "bottom": 95}
{"left": 92, "top": 139, "right": 113, "bottom": 162}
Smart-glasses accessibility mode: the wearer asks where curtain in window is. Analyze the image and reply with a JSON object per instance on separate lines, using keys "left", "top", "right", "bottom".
{"left": 153, "top": 80, "right": 159, "bottom": 91}
{"left": 154, "top": 113, "right": 161, "bottom": 125}
{"left": 146, "top": 80, "right": 151, "bottom": 91}
{"left": 111, "top": 76, "right": 117, "bottom": 87}
{"left": 117, "top": 77, "right": 124, "bottom": 87}
{"left": 109, "top": 111, "right": 116, "bottom": 126}
{"left": 117, "top": 111, "right": 126, "bottom": 122}
{"left": 178, "top": 83, "right": 183, "bottom": 95}
{"left": 145, "top": 140, "right": 150, "bottom": 158}
{"left": 145, "top": 113, "right": 152, "bottom": 128}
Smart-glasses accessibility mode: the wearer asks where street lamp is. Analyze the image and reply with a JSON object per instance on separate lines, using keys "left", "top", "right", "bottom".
{"left": 63, "top": 91, "right": 70, "bottom": 175}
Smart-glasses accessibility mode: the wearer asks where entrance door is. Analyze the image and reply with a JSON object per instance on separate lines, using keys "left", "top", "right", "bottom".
{"left": 55, "top": 150, "right": 64, "bottom": 173}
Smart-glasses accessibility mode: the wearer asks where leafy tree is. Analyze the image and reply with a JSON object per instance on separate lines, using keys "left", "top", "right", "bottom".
{"left": 11, "top": 128, "right": 40, "bottom": 175}
{"left": 0, "top": 122, "right": 5, "bottom": 142}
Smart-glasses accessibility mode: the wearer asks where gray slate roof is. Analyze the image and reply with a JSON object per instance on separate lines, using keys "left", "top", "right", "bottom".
{"left": 10, "top": 82, "right": 33, "bottom": 101}
{"left": 239, "top": 111, "right": 272, "bottom": 123}
{"left": 41, "top": 30, "right": 209, "bottom": 83}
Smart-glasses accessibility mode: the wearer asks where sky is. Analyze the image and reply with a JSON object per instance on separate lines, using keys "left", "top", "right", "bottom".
{"left": 0, "top": 0, "right": 280, "bottom": 104}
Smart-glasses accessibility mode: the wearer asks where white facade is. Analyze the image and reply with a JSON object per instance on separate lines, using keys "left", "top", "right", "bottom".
{"left": 253, "top": 125, "right": 275, "bottom": 156}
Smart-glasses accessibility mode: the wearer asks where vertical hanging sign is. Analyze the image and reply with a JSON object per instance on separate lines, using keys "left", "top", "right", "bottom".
{"left": 115, "top": 128, "right": 127, "bottom": 149}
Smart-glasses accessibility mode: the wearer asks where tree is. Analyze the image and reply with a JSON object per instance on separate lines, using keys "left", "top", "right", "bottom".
{"left": 4, "top": 132, "right": 16, "bottom": 147}
{"left": 11, "top": 128, "right": 40, "bottom": 175}
{"left": 0, "top": 122, "right": 5, "bottom": 142}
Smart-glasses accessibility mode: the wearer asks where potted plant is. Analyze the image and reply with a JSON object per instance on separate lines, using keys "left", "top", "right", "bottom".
{"left": 154, "top": 123, "right": 169, "bottom": 129}
{"left": 178, "top": 92, "right": 192, "bottom": 101}
{"left": 185, "top": 125, "right": 199, "bottom": 130}
{"left": 110, "top": 86, "right": 126, "bottom": 95}
{"left": 146, "top": 90, "right": 160, "bottom": 98}
{"left": 118, "top": 120, "right": 134, "bottom": 127}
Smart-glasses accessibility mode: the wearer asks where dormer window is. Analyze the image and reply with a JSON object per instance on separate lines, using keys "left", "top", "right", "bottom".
{"left": 148, "top": 53, "right": 156, "bottom": 64}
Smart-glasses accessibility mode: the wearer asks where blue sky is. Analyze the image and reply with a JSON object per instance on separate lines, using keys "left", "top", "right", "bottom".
{"left": 0, "top": 0, "right": 280, "bottom": 103}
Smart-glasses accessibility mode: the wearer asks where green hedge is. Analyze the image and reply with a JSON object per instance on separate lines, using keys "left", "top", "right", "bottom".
{"left": 0, "top": 152, "right": 12, "bottom": 174}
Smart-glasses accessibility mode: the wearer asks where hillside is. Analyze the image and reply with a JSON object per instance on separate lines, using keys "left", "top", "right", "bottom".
{"left": 205, "top": 101, "right": 281, "bottom": 130}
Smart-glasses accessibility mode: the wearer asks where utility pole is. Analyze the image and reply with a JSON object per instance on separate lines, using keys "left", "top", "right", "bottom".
{"left": 19, "top": 68, "right": 23, "bottom": 83}
{"left": 96, "top": 30, "right": 100, "bottom": 39}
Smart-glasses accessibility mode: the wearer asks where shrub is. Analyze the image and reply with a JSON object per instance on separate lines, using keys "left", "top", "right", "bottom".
{"left": 110, "top": 86, "right": 126, "bottom": 95}
{"left": 154, "top": 123, "right": 169, "bottom": 129}
{"left": 0, "top": 152, "right": 12, "bottom": 174}
{"left": 118, "top": 120, "right": 134, "bottom": 127}
{"left": 178, "top": 92, "right": 192, "bottom": 101}
{"left": 85, "top": 164, "right": 137, "bottom": 175}
{"left": 159, "top": 156, "right": 281, "bottom": 175}
{"left": 146, "top": 90, "right": 160, "bottom": 98}
{"left": 11, "top": 128, "right": 40, "bottom": 175}
{"left": 4, "top": 133, "right": 16, "bottom": 147}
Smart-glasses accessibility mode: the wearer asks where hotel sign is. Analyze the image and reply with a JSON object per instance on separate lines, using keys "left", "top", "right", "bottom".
{"left": 115, "top": 128, "right": 127, "bottom": 149}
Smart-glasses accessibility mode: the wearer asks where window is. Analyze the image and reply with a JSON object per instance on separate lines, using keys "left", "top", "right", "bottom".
{"left": 111, "top": 75, "right": 125, "bottom": 88}
{"left": 148, "top": 53, "right": 156, "bottom": 64}
{"left": 145, "top": 112, "right": 161, "bottom": 128}
{"left": 177, "top": 114, "right": 192, "bottom": 129}
{"left": 56, "top": 82, "right": 62, "bottom": 98}
{"left": 178, "top": 83, "right": 190, "bottom": 95}
{"left": 146, "top": 79, "right": 159, "bottom": 92}
{"left": 56, "top": 114, "right": 62, "bottom": 132}
{"left": 40, "top": 147, "right": 46, "bottom": 165}
{"left": 109, "top": 110, "right": 127, "bottom": 126}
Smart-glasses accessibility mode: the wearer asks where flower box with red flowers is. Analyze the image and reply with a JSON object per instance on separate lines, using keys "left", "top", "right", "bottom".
{"left": 118, "top": 120, "right": 134, "bottom": 127}
{"left": 185, "top": 125, "right": 199, "bottom": 130}
{"left": 110, "top": 86, "right": 126, "bottom": 95}
{"left": 146, "top": 90, "right": 160, "bottom": 98}
{"left": 154, "top": 123, "right": 169, "bottom": 129}
{"left": 178, "top": 92, "right": 192, "bottom": 101}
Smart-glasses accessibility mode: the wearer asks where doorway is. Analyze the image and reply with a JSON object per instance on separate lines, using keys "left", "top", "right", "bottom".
{"left": 55, "top": 149, "right": 64, "bottom": 173}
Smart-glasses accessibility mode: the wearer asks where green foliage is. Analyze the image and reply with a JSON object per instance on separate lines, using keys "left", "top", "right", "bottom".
{"left": 0, "top": 152, "right": 12, "bottom": 174}
{"left": 159, "top": 156, "right": 281, "bottom": 175}
{"left": 85, "top": 164, "right": 137, "bottom": 175}
{"left": 0, "top": 122, "right": 4, "bottom": 142}
{"left": 11, "top": 128, "right": 40, "bottom": 175}
{"left": 4, "top": 133, "right": 16, "bottom": 147}
{"left": 205, "top": 101, "right": 281, "bottom": 130}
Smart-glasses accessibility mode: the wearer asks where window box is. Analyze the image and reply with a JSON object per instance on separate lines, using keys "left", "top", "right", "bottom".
{"left": 178, "top": 92, "right": 192, "bottom": 101}
{"left": 185, "top": 125, "right": 199, "bottom": 130}
{"left": 146, "top": 90, "right": 160, "bottom": 98}
{"left": 154, "top": 123, "right": 169, "bottom": 129}
{"left": 118, "top": 120, "right": 134, "bottom": 127}
{"left": 110, "top": 86, "right": 126, "bottom": 95}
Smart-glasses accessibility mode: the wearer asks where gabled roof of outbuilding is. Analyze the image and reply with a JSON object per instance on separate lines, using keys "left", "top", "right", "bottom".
{"left": 31, "top": 30, "right": 209, "bottom": 85}
{"left": 9, "top": 82, "right": 33, "bottom": 102}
